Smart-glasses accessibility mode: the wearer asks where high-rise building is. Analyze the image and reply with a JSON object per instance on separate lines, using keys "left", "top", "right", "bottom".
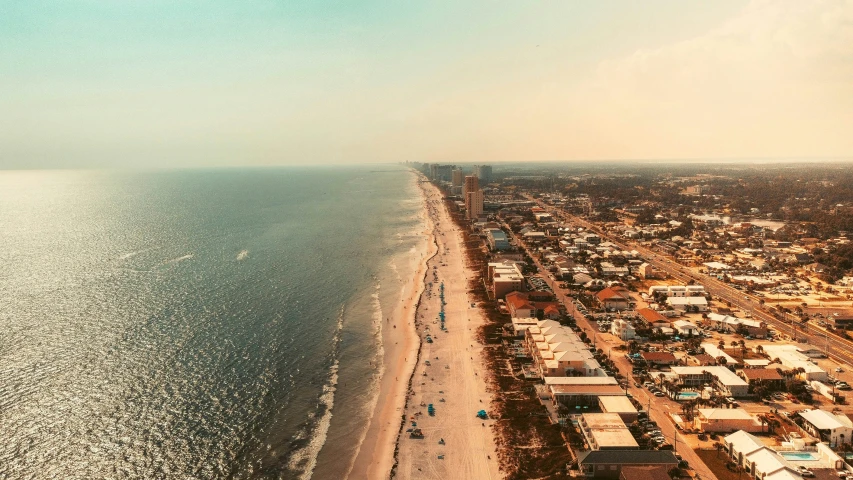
{"left": 474, "top": 165, "right": 493, "bottom": 184}
{"left": 467, "top": 189, "right": 484, "bottom": 219}
{"left": 464, "top": 175, "right": 483, "bottom": 219}
{"left": 451, "top": 168, "right": 464, "bottom": 187}
{"left": 429, "top": 164, "right": 454, "bottom": 182}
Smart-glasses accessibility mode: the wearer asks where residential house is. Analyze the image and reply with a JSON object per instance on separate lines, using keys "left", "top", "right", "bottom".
{"left": 579, "top": 413, "right": 639, "bottom": 450}
{"left": 610, "top": 318, "right": 636, "bottom": 341}
{"left": 577, "top": 450, "right": 678, "bottom": 479}
{"left": 798, "top": 409, "right": 853, "bottom": 447}
{"left": 596, "top": 287, "right": 632, "bottom": 311}
{"left": 666, "top": 296, "right": 709, "bottom": 312}
{"left": 599, "top": 396, "right": 639, "bottom": 424}
{"left": 670, "top": 366, "right": 750, "bottom": 397}
{"left": 738, "top": 369, "right": 785, "bottom": 392}
{"left": 694, "top": 409, "right": 762, "bottom": 433}
{"left": 488, "top": 261, "right": 525, "bottom": 298}
{"left": 724, "top": 430, "right": 802, "bottom": 480}
{"left": 638, "top": 308, "right": 669, "bottom": 328}
{"left": 688, "top": 354, "right": 717, "bottom": 366}
{"left": 505, "top": 291, "right": 534, "bottom": 318}
{"left": 640, "top": 352, "right": 677, "bottom": 367}
{"left": 672, "top": 320, "right": 700, "bottom": 336}
{"left": 619, "top": 466, "right": 671, "bottom": 480}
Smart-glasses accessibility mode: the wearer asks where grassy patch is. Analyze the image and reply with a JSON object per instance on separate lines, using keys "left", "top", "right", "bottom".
{"left": 695, "top": 449, "right": 744, "bottom": 480}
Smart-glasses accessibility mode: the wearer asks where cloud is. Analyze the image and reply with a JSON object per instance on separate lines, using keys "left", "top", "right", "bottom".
{"left": 570, "top": 0, "right": 853, "bottom": 159}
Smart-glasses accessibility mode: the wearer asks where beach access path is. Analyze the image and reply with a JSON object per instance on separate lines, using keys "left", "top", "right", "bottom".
{"left": 392, "top": 179, "right": 500, "bottom": 479}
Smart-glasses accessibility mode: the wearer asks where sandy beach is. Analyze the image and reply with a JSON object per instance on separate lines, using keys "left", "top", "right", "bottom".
{"left": 391, "top": 178, "right": 500, "bottom": 479}
{"left": 347, "top": 173, "right": 438, "bottom": 479}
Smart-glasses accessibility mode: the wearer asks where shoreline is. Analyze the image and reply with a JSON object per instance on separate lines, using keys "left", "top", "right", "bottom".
{"left": 346, "top": 171, "right": 437, "bottom": 479}
{"left": 391, "top": 176, "right": 500, "bottom": 479}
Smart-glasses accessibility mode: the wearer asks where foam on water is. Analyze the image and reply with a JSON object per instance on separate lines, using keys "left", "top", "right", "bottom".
{"left": 236, "top": 250, "right": 249, "bottom": 261}
{"left": 287, "top": 305, "right": 345, "bottom": 479}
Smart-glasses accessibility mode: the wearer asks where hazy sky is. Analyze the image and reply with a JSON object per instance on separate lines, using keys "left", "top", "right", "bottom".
{"left": 2, "top": 0, "right": 852, "bottom": 168}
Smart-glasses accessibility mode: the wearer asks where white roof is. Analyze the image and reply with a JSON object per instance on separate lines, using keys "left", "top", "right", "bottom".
{"left": 699, "top": 408, "right": 754, "bottom": 420}
{"left": 599, "top": 396, "right": 638, "bottom": 413}
{"left": 799, "top": 409, "right": 849, "bottom": 430}
{"left": 544, "top": 377, "right": 618, "bottom": 385}
{"left": 764, "top": 470, "right": 802, "bottom": 480}
{"left": 725, "top": 430, "right": 765, "bottom": 455}
{"left": 745, "top": 448, "right": 795, "bottom": 477}
{"left": 667, "top": 296, "right": 708, "bottom": 305}
{"left": 673, "top": 320, "right": 698, "bottom": 329}
{"left": 671, "top": 366, "right": 747, "bottom": 387}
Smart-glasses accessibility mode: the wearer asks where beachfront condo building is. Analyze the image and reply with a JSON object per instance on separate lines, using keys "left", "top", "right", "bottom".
{"left": 474, "top": 164, "right": 493, "bottom": 184}
{"left": 451, "top": 168, "right": 464, "bottom": 187}
{"left": 464, "top": 175, "right": 484, "bottom": 219}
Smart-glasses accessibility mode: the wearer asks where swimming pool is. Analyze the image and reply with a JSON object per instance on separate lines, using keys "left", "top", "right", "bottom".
{"left": 677, "top": 392, "right": 699, "bottom": 400}
{"left": 779, "top": 451, "right": 819, "bottom": 461}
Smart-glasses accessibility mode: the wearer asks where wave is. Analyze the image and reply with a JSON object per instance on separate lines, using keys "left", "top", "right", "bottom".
{"left": 236, "top": 250, "right": 249, "bottom": 261}
{"left": 164, "top": 254, "right": 194, "bottom": 264}
{"left": 287, "top": 305, "right": 346, "bottom": 480}
{"left": 341, "top": 283, "right": 386, "bottom": 478}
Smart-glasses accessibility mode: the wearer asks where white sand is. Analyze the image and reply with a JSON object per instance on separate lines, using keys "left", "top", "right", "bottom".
{"left": 392, "top": 179, "right": 500, "bottom": 479}
{"left": 347, "top": 173, "right": 437, "bottom": 479}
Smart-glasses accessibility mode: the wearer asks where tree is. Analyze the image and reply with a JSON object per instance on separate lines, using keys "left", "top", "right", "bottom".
{"left": 714, "top": 441, "right": 724, "bottom": 457}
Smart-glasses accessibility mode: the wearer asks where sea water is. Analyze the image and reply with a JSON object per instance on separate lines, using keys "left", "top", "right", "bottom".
{"left": 0, "top": 166, "right": 425, "bottom": 479}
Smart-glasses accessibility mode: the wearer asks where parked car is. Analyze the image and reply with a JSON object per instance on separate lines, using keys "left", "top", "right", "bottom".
{"left": 654, "top": 391, "right": 666, "bottom": 397}
{"left": 836, "top": 367, "right": 844, "bottom": 373}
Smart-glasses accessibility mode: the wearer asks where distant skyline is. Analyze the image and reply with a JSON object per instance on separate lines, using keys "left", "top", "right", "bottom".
{"left": 2, "top": 0, "right": 852, "bottom": 169}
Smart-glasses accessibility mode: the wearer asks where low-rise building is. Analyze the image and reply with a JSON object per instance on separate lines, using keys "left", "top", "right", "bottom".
{"left": 648, "top": 285, "right": 706, "bottom": 297}
{"left": 488, "top": 261, "right": 525, "bottom": 298}
{"left": 579, "top": 413, "right": 639, "bottom": 451}
{"left": 706, "top": 313, "right": 765, "bottom": 332}
{"left": 545, "top": 377, "right": 625, "bottom": 408}
{"left": 738, "top": 368, "right": 785, "bottom": 392}
{"left": 672, "top": 320, "right": 699, "bottom": 336}
{"left": 526, "top": 320, "right": 603, "bottom": 378}
{"left": 724, "top": 430, "right": 802, "bottom": 480}
{"left": 598, "top": 396, "right": 639, "bottom": 424}
{"left": 666, "top": 296, "right": 709, "bottom": 312}
{"left": 670, "top": 366, "right": 750, "bottom": 397}
{"left": 486, "top": 229, "right": 510, "bottom": 250}
{"left": 610, "top": 318, "right": 636, "bottom": 341}
{"left": 577, "top": 450, "right": 678, "bottom": 479}
{"left": 798, "top": 409, "right": 853, "bottom": 447}
{"left": 701, "top": 343, "right": 738, "bottom": 366}
{"left": 619, "top": 466, "right": 671, "bottom": 480}
{"left": 762, "top": 345, "right": 828, "bottom": 381}
{"left": 596, "top": 287, "right": 632, "bottom": 311}
{"left": 694, "top": 408, "right": 762, "bottom": 433}
{"left": 640, "top": 351, "right": 677, "bottom": 367}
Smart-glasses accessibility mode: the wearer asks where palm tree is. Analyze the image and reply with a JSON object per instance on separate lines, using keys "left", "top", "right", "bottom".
{"left": 758, "top": 414, "right": 768, "bottom": 433}
{"left": 628, "top": 340, "right": 640, "bottom": 354}
{"left": 718, "top": 339, "right": 726, "bottom": 351}
{"left": 756, "top": 344, "right": 764, "bottom": 356}
{"left": 713, "top": 441, "right": 724, "bottom": 457}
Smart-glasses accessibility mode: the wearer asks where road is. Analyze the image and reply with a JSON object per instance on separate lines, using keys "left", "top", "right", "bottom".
{"left": 501, "top": 222, "right": 718, "bottom": 480}
{"left": 525, "top": 195, "right": 853, "bottom": 370}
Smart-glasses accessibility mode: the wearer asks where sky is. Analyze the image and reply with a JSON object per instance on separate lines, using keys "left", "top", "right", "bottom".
{"left": 1, "top": 0, "right": 852, "bottom": 168}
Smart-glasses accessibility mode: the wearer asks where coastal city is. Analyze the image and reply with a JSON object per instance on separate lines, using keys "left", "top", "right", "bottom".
{"left": 399, "top": 162, "right": 853, "bottom": 480}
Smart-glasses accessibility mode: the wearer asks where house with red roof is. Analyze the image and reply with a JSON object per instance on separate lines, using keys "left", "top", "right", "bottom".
{"left": 596, "top": 286, "right": 632, "bottom": 311}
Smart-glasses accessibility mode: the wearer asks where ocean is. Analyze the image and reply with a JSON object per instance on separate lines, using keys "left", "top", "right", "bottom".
{"left": 0, "top": 166, "right": 426, "bottom": 479}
